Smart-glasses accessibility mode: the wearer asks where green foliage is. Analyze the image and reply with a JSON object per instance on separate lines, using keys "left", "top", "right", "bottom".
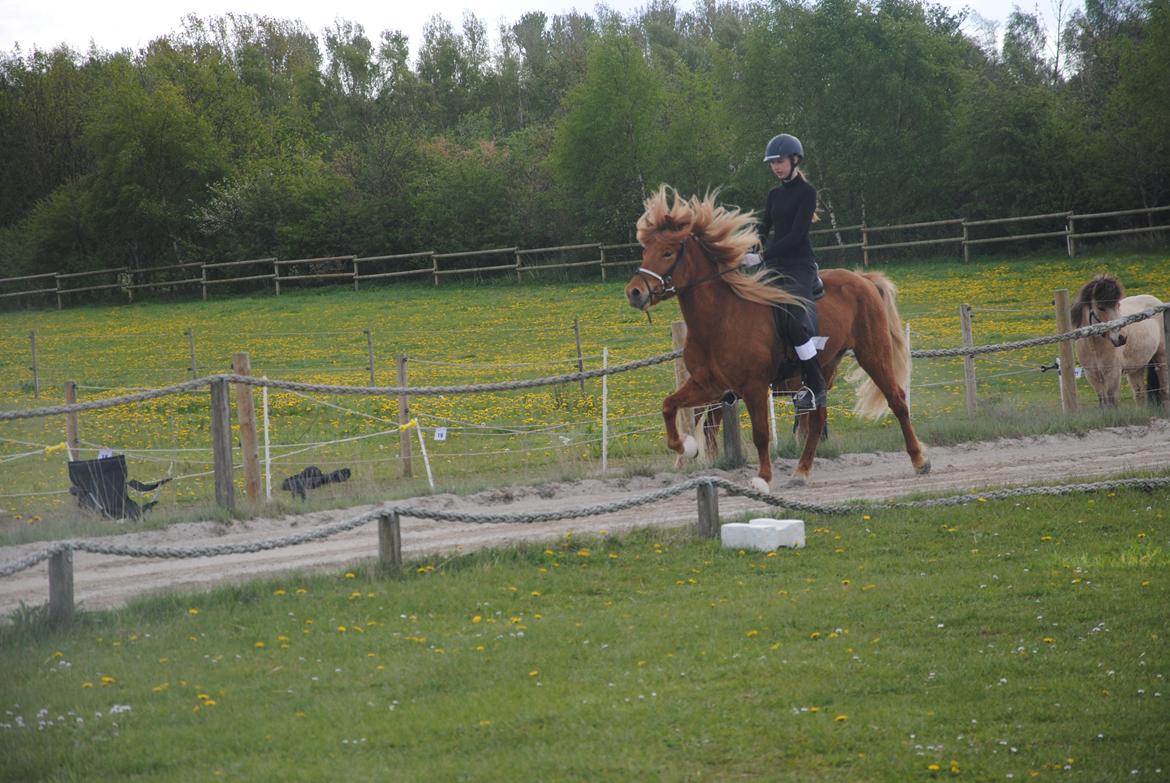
{"left": 1, "top": 1, "right": 1167, "bottom": 277}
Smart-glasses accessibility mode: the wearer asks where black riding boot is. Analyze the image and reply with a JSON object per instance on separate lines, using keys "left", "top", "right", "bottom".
{"left": 792, "top": 357, "right": 827, "bottom": 413}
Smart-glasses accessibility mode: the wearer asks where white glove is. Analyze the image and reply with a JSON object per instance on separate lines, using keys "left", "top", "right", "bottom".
{"left": 742, "top": 252, "right": 762, "bottom": 268}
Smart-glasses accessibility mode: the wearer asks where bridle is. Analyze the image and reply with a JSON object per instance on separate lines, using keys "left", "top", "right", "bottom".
{"left": 634, "top": 236, "right": 744, "bottom": 318}
{"left": 634, "top": 239, "right": 688, "bottom": 303}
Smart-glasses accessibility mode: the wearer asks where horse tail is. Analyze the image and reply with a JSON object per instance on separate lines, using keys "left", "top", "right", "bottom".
{"left": 849, "top": 271, "right": 911, "bottom": 419}
{"left": 1148, "top": 361, "right": 1163, "bottom": 408}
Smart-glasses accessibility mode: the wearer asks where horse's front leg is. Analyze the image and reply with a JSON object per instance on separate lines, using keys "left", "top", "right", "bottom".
{"left": 663, "top": 378, "right": 719, "bottom": 458}
{"left": 740, "top": 383, "right": 775, "bottom": 492}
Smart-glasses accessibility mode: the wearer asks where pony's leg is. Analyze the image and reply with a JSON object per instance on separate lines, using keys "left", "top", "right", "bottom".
{"left": 1157, "top": 344, "right": 1170, "bottom": 404}
{"left": 740, "top": 384, "right": 774, "bottom": 490}
{"left": 663, "top": 378, "right": 719, "bottom": 456}
{"left": 789, "top": 407, "right": 827, "bottom": 485}
{"left": 1127, "top": 368, "right": 1146, "bottom": 403}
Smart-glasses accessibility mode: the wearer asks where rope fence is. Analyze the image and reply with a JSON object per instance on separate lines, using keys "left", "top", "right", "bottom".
{"left": 5, "top": 472, "right": 1168, "bottom": 625}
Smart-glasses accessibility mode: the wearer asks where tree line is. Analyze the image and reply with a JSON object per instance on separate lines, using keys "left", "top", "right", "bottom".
{"left": 1, "top": 0, "right": 1166, "bottom": 279}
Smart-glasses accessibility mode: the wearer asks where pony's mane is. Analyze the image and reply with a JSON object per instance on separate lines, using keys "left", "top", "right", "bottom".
{"left": 1071, "top": 274, "right": 1124, "bottom": 325}
{"left": 637, "top": 185, "right": 804, "bottom": 309}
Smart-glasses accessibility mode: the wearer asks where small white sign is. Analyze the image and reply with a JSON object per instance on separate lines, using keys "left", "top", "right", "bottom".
{"left": 1074, "top": 367, "right": 1083, "bottom": 379}
{"left": 433, "top": 427, "right": 448, "bottom": 442}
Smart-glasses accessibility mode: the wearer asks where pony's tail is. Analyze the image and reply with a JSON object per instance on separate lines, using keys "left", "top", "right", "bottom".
{"left": 1148, "top": 362, "right": 1163, "bottom": 408}
{"left": 847, "top": 272, "right": 911, "bottom": 419}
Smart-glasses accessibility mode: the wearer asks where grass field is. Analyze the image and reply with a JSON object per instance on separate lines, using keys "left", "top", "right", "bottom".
{"left": 1, "top": 488, "right": 1167, "bottom": 781}
{"left": 1, "top": 248, "right": 1167, "bottom": 542}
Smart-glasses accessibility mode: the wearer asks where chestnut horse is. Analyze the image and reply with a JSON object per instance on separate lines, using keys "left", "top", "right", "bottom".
{"left": 625, "top": 187, "right": 930, "bottom": 489}
{"left": 1071, "top": 275, "right": 1168, "bottom": 407}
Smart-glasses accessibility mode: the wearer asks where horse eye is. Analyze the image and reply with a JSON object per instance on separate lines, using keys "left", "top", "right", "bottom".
{"left": 663, "top": 250, "right": 674, "bottom": 258}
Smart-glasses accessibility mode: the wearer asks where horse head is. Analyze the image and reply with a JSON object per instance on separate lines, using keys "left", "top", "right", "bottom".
{"left": 626, "top": 186, "right": 695, "bottom": 311}
{"left": 625, "top": 186, "right": 764, "bottom": 312}
{"left": 1074, "top": 275, "right": 1127, "bottom": 347}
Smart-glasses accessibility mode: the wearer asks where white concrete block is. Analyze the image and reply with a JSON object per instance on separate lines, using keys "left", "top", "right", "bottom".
{"left": 720, "top": 518, "right": 805, "bottom": 551}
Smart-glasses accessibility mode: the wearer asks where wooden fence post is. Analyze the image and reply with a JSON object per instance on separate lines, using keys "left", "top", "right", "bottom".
{"left": 365, "top": 329, "right": 377, "bottom": 386}
{"left": 233, "top": 353, "right": 261, "bottom": 503}
{"left": 65, "top": 381, "right": 80, "bottom": 460}
{"left": 697, "top": 481, "right": 719, "bottom": 538}
{"left": 398, "top": 355, "right": 413, "bottom": 478}
{"left": 29, "top": 331, "right": 40, "bottom": 398}
{"left": 670, "top": 321, "right": 694, "bottom": 442}
{"left": 1066, "top": 214, "right": 1076, "bottom": 257}
{"left": 722, "top": 400, "right": 745, "bottom": 468}
{"left": 861, "top": 224, "right": 870, "bottom": 267}
{"left": 1054, "top": 289, "right": 1078, "bottom": 413}
{"left": 48, "top": 547, "right": 74, "bottom": 626}
{"left": 961, "top": 221, "right": 970, "bottom": 263}
{"left": 378, "top": 512, "right": 403, "bottom": 572}
{"left": 959, "top": 304, "right": 977, "bottom": 415}
{"left": 186, "top": 328, "right": 198, "bottom": 378}
{"left": 210, "top": 378, "right": 235, "bottom": 512}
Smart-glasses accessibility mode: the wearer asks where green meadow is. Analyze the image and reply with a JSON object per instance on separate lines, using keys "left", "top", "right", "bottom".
{"left": 1, "top": 489, "right": 1167, "bottom": 781}
{"left": 1, "top": 248, "right": 1167, "bottom": 544}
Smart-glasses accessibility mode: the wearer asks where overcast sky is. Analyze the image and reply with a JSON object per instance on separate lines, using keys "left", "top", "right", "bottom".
{"left": 2, "top": 0, "right": 1059, "bottom": 58}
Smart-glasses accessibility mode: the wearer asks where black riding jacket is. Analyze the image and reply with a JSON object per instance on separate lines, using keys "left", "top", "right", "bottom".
{"left": 758, "top": 175, "right": 819, "bottom": 300}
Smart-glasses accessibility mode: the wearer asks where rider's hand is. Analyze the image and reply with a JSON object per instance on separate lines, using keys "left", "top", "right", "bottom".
{"left": 742, "top": 252, "right": 762, "bottom": 267}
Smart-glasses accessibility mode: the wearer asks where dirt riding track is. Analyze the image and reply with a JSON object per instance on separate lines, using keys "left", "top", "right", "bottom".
{"left": 2, "top": 420, "right": 1168, "bottom": 618}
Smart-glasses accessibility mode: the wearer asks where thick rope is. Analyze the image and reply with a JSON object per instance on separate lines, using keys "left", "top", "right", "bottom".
{"left": 3, "top": 474, "right": 1167, "bottom": 578}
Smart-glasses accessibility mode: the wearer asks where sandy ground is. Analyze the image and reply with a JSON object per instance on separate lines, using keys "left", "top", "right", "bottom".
{"left": 2, "top": 419, "right": 1168, "bottom": 617}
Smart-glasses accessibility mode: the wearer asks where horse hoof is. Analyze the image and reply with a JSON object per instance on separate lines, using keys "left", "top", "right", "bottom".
{"left": 750, "top": 477, "right": 770, "bottom": 494}
{"left": 916, "top": 459, "right": 932, "bottom": 475}
{"left": 786, "top": 476, "right": 807, "bottom": 488}
{"left": 682, "top": 435, "right": 698, "bottom": 458}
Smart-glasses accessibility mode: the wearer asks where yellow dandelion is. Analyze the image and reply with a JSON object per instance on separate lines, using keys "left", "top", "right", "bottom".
{"left": 746, "top": 629, "right": 759, "bottom": 638}
{"left": 255, "top": 641, "right": 266, "bottom": 649}
{"left": 273, "top": 589, "right": 286, "bottom": 596}
{"left": 529, "top": 670, "right": 539, "bottom": 677}
{"left": 835, "top": 714, "right": 848, "bottom": 722}
{"left": 82, "top": 681, "right": 93, "bottom": 689}
{"left": 100, "top": 675, "right": 115, "bottom": 686}
{"left": 472, "top": 614, "right": 482, "bottom": 623}
{"left": 188, "top": 607, "right": 200, "bottom": 616}
{"left": 577, "top": 548, "right": 591, "bottom": 557}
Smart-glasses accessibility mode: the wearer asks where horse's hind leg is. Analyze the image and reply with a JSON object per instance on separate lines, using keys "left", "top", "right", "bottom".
{"left": 854, "top": 356, "right": 930, "bottom": 475}
{"left": 790, "top": 407, "right": 827, "bottom": 485}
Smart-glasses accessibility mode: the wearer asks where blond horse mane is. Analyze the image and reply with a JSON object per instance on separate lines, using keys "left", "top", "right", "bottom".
{"left": 637, "top": 186, "right": 804, "bottom": 309}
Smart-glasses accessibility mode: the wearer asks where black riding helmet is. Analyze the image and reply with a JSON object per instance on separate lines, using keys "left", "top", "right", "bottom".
{"left": 763, "top": 133, "right": 804, "bottom": 164}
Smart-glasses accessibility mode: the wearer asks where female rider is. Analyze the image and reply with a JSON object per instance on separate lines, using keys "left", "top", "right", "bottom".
{"left": 745, "top": 133, "right": 826, "bottom": 413}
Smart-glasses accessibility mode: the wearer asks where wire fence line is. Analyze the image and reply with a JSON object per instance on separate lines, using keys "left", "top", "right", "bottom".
{"left": 5, "top": 303, "right": 1169, "bottom": 424}
{"left": 4, "top": 473, "right": 1169, "bottom": 580}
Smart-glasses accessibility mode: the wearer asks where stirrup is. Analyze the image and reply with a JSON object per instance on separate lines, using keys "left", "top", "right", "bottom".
{"left": 792, "top": 386, "right": 826, "bottom": 414}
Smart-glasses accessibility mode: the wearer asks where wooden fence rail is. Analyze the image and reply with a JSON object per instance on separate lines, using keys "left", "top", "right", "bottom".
{"left": 3, "top": 205, "right": 1168, "bottom": 308}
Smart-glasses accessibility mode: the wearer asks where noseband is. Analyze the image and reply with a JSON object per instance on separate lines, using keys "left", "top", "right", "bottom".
{"left": 635, "top": 240, "right": 688, "bottom": 303}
